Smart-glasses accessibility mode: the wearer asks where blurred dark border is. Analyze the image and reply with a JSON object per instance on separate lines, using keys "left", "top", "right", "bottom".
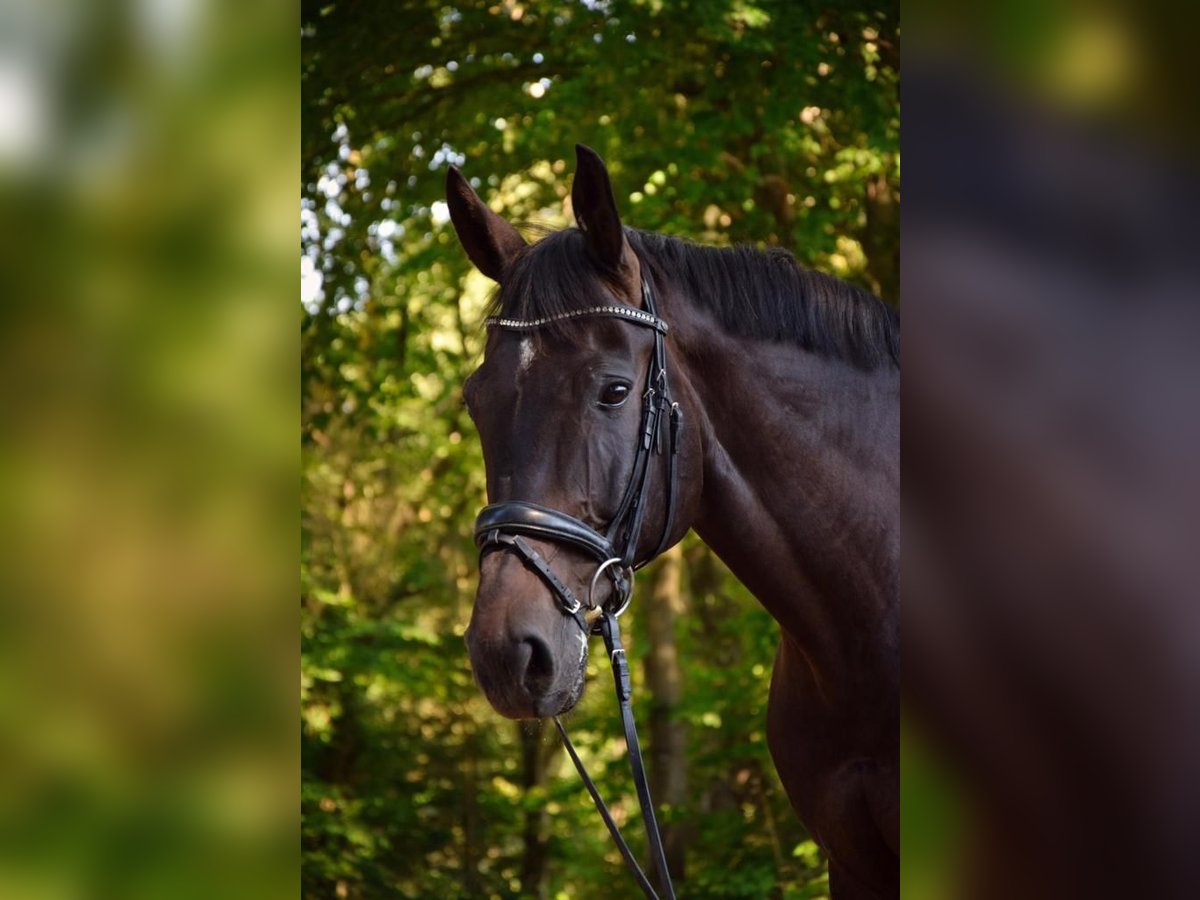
{"left": 902, "top": 5, "right": 1200, "bottom": 898}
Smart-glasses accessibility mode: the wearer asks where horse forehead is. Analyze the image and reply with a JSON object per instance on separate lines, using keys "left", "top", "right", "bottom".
{"left": 478, "top": 326, "right": 634, "bottom": 392}
{"left": 517, "top": 337, "right": 536, "bottom": 377}
{"left": 485, "top": 335, "right": 561, "bottom": 385}
{"left": 473, "top": 337, "right": 575, "bottom": 416}
{"left": 487, "top": 331, "right": 598, "bottom": 378}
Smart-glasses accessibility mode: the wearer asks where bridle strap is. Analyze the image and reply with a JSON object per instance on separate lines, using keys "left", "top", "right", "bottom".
{"left": 472, "top": 275, "right": 681, "bottom": 896}
{"left": 473, "top": 277, "right": 679, "bottom": 573}
{"left": 600, "top": 278, "right": 677, "bottom": 569}
{"left": 485, "top": 303, "right": 667, "bottom": 333}
{"left": 649, "top": 403, "right": 682, "bottom": 560}
{"left": 476, "top": 500, "right": 616, "bottom": 562}
{"left": 554, "top": 721, "right": 660, "bottom": 898}
{"left": 555, "top": 611, "right": 677, "bottom": 900}
{"left": 475, "top": 504, "right": 630, "bottom": 633}
{"left": 479, "top": 533, "right": 591, "bottom": 633}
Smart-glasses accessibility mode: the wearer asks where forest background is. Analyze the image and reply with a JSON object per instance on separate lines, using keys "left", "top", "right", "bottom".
{"left": 301, "top": 2, "right": 899, "bottom": 897}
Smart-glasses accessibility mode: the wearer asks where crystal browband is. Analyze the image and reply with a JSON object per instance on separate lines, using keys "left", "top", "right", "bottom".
{"left": 485, "top": 305, "right": 668, "bottom": 334}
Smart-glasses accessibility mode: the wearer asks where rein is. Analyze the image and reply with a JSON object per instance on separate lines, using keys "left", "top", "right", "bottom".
{"left": 473, "top": 278, "right": 681, "bottom": 900}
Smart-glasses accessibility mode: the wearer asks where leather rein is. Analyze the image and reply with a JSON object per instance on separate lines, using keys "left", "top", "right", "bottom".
{"left": 473, "top": 278, "right": 681, "bottom": 900}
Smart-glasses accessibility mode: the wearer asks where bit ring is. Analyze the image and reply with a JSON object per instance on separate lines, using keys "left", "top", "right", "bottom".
{"left": 588, "top": 557, "right": 633, "bottom": 618}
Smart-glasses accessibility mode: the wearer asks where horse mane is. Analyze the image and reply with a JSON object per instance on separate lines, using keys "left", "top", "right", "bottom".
{"left": 489, "top": 227, "right": 899, "bottom": 371}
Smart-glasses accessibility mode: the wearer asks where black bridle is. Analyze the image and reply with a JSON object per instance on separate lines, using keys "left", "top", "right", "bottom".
{"left": 473, "top": 277, "right": 681, "bottom": 900}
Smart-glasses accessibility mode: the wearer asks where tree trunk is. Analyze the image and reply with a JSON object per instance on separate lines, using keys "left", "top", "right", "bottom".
{"left": 642, "top": 543, "right": 689, "bottom": 883}
{"left": 461, "top": 725, "right": 483, "bottom": 897}
{"left": 518, "top": 720, "right": 553, "bottom": 899}
{"left": 863, "top": 172, "right": 900, "bottom": 303}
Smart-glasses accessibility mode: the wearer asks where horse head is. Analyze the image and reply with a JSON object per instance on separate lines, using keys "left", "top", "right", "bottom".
{"left": 449, "top": 145, "right": 697, "bottom": 719}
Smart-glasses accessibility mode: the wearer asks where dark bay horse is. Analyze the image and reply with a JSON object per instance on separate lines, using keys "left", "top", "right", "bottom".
{"left": 450, "top": 146, "right": 899, "bottom": 899}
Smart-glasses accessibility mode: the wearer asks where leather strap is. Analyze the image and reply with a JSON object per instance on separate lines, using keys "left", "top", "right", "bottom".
{"left": 604, "top": 278, "right": 677, "bottom": 569}
{"left": 555, "top": 611, "right": 677, "bottom": 900}
{"left": 601, "top": 613, "right": 676, "bottom": 899}
{"left": 648, "top": 403, "right": 682, "bottom": 561}
{"left": 554, "top": 719, "right": 662, "bottom": 899}
{"left": 476, "top": 501, "right": 616, "bottom": 562}
{"left": 478, "top": 533, "right": 591, "bottom": 633}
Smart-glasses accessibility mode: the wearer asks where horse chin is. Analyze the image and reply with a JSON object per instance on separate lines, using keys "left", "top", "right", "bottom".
{"left": 534, "top": 635, "right": 589, "bottom": 718}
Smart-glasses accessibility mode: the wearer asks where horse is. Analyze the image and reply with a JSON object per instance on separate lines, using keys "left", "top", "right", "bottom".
{"left": 450, "top": 145, "right": 899, "bottom": 899}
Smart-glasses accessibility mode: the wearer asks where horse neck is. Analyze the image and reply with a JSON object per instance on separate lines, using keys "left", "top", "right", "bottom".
{"left": 674, "top": 315, "right": 899, "bottom": 686}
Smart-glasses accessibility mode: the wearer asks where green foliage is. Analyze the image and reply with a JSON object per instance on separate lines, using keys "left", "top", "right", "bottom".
{"left": 302, "top": 2, "right": 897, "bottom": 896}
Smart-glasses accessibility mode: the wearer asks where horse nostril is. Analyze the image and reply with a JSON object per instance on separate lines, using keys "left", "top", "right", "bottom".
{"left": 519, "top": 634, "right": 555, "bottom": 696}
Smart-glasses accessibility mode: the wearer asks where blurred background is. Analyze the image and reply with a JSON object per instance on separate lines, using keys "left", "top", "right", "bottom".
{"left": 903, "top": 3, "right": 1200, "bottom": 900}
{"left": 300, "top": 2, "right": 896, "bottom": 898}
{"left": 0, "top": 1, "right": 295, "bottom": 899}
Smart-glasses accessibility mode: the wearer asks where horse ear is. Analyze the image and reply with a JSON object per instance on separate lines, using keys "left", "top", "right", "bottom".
{"left": 572, "top": 144, "right": 628, "bottom": 272}
{"left": 446, "top": 166, "right": 527, "bottom": 282}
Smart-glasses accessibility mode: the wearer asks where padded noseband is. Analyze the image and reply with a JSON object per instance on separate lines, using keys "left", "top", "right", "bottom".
{"left": 475, "top": 501, "right": 616, "bottom": 562}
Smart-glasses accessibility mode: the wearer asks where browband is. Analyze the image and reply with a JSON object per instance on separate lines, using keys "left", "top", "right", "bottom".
{"left": 485, "top": 305, "right": 668, "bottom": 334}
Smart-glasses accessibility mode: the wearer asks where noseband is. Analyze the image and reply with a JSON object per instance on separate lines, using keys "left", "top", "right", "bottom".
{"left": 471, "top": 277, "right": 682, "bottom": 900}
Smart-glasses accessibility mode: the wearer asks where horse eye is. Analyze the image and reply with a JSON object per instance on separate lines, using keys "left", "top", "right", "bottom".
{"left": 598, "top": 382, "right": 631, "bottom": 407}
